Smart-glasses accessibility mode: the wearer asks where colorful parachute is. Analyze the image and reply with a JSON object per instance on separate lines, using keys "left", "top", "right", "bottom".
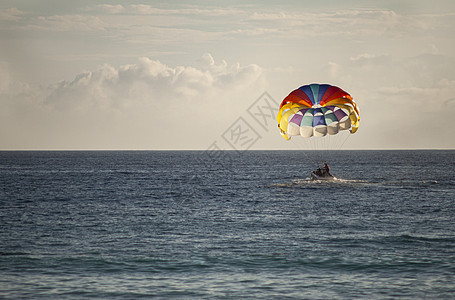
{"left": 277, "top": 83, "right": 360, "bottom": 140}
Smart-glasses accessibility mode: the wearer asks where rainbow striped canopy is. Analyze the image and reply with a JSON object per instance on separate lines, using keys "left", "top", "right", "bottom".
{"left": 277, "top": 83, "right": 360, "bottom": 140}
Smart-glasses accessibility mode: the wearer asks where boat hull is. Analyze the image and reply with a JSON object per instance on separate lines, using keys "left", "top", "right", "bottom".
{"left": 310, "top": 172, "right": 334, "bottom": 181}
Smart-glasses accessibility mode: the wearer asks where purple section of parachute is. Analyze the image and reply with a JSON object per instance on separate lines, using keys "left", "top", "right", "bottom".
{"left": 288, "top": 105, "right": 348, "bottom": 128}
{"left": 334, "top": 108, "right": 348, "bottom": 121}
{"left": 289, "top": 114, "right": 303, "bottom": 125}
{"left": 299, "top": 108, "right": 309, "bottom": 114}
{"left": 289, "top": 108, "right": 309, "bottom": 125}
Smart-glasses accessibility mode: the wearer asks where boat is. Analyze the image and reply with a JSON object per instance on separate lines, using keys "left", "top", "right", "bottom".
{"left": 310, "top": 171, "right": 334, "bottom": 181}
{"left": 310, "top": 164, "right": 334, "bottom": 180}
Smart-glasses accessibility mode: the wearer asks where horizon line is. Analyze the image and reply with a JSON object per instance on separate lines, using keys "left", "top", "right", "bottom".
{"left": 1, "top": 148, "right": 454, "bottom": 151}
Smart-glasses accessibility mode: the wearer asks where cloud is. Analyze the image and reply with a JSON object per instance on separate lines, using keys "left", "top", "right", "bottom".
{"left": 7, "top": 5, "right": 453, "bottom": 51}
{"left": 443, "top": 98, "right": 455, "bottom": 107}
{"left": 0, "top": 8, "right": 25, "bottom": 21}
{"left": 77, "top": 6, "right": 446, "bottom": 42}
{"left": 44, "top": 54, "right": 262, "bottom": 110}
{"left": 128, "top": 4, "right": 243, "bottom": 17}
{"left": 248, "top": 9, "right": 402, "bottom": 35}
{"left": 425, "top": 44, "right": 439, "bottom": 55}
{"left": 345, "top": 52, "right": 454, "bottom": 90}
{"left": 92, "top": 4, "right": 242, "bottom": 17}
{"left": 0, "top": 62, "right": 11, "bottom": 93}
{"left": 28, "top": 15, "right": 108, "bottom": 32}
{"left": 96, "top": 4, "right": 125, "bottom": 14}
{"left": 247, "top": 8, "right": 455, "bottom": 42}
{"left": 349, "top": 53, "right": 389, "bottom": 62}
{"left": 327, "top": 62, "right": 340, "bottom": 79}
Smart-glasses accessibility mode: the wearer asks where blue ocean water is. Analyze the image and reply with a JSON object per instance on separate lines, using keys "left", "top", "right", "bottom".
{"left": 0, "top": 150, "right": 454, "bottom": 299}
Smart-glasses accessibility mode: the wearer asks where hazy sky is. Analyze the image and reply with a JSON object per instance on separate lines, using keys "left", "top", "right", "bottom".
{"left": 1, "top": 0, "right": 454, "bottom": 150}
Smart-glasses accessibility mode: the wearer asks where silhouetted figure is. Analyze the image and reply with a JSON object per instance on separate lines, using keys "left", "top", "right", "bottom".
{"left": 311, "top": 163, "right": 333, "bottom": 180}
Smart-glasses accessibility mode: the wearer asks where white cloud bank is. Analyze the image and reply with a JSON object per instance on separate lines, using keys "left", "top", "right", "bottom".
{"left": 0, "top": 54, "right": 264, "bottom": 149}
{"left": 45, "top": 54, "right": 261, "bottom": 108}
{"left": 0, "top": 7, "right": 25, "bottom": 21}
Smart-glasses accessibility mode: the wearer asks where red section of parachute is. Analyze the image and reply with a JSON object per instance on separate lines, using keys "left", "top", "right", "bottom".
{"left": 280, "top": 88, "right": 313, "bottom": 108}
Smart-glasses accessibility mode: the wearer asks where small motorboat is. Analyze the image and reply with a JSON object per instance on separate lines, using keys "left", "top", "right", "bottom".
{"left": 310, "top": 163, "right": 334, "bottom": 180}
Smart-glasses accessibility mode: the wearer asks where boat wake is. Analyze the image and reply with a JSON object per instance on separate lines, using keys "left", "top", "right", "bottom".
{"left": 270, "top": 177, "right": 369, "bottom": 188}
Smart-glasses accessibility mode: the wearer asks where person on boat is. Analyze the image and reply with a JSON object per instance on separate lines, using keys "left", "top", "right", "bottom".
{"left": 312, "top": 163, "right": 330, "bottom": 178}
{"left": 323, "top": 163, "right": 330, "bottom": 175}
{"left": 312, "top": 167, "right": 324, "bottom": 177}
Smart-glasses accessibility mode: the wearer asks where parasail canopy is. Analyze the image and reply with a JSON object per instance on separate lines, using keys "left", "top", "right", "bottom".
{"left": 277, "top": 83, "right": 360, "bottom": 140}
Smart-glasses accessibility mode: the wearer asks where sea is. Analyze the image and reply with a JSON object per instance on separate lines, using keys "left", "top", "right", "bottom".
{"left": 0, "top": 150, "right": 454, "bottom": 299}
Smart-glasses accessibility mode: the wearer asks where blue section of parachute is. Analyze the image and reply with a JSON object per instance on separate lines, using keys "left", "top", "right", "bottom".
{"left": 317, "top": 84, "right": 330, "bottom": 103}
{"left": 297, "top": 83, "right": 332, "bottom": 105}
{"left": 312, "top": 108, "right": 326, "bottom": 126}
{"left": 299, "top": 85, "right": 315, "bottom": 105}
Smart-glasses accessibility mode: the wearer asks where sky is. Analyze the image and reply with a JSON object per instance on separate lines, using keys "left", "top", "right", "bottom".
{"left": 1, "top": 0, "right": 454, "bottom": 150}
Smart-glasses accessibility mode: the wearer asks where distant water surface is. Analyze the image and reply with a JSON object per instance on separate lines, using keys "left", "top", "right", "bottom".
{"left": 1, "top": 150, "right": 454, "bottom": 298}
